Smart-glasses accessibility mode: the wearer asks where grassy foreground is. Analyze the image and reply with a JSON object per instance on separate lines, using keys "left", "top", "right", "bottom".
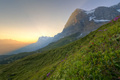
{"left": 0, "top": 16, "right": 120, "bottom": 80}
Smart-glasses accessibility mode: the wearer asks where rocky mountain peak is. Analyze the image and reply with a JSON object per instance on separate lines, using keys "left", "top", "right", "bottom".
{"left": 94, "top": 6, "right": 120, "bottom": 20}
{"left": 74, "top": 8, "right": 84, "bottom": 14}
{"left": 64, "top": 8, "right": 84, "bottom": 29}
{"left": 111, "top": 2, "right": 120, "bottom": 9}
{"left": 62, "top": 4, "right": 120, "bottom": 38}
{"left": 37, "top": 36, "right": 53, "bottom": 43}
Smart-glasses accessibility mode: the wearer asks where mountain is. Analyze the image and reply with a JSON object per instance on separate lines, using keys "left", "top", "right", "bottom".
{"left": 0, "top": 39, "right": 30, "bottom": 55}
{"left": 62, "top": 6, "right": 120, "bottom": 37}
{"left": 7, "top": 3, "right": 120, "bottom": 55}
{"left": 0, "top": 32, "right": 82, "bottom": 64}
{"left": 36, "top": 32, "right": 82, "bottom": 53}
{"left": 7, "top": 36, "right": 54, "bottom": 55}
{"left": 111, "top": 2, "right": 120, "bottom": 10}
{"left": 0, "top": 16, "right": 120, "bottom": 80}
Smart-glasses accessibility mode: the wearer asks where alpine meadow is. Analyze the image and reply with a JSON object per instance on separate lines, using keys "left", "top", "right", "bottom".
{"left": 0, "top": 16, "right": 120, "bottom": 80}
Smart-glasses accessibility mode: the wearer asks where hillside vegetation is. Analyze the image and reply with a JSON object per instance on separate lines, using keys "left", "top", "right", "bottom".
{"left": 0, "top": 16, "right": 120, "bottom": 80}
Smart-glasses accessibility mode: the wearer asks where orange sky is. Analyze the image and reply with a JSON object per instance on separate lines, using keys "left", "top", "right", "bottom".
{"left": 0, "top": 23, "right": 64, "bottom": 43}
{"left": 0, "top": 39, "right": 31, "bottom": 55}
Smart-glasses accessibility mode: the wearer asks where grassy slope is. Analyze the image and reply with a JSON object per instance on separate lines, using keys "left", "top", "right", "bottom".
{"left": 0, "top": 52, "right": 36, "bottom": 64}
{"left": 0, "top": 32, "right": 80, "bottom": 64}
{"left": 0, "top": 17, "right": 120, "bottom": 80}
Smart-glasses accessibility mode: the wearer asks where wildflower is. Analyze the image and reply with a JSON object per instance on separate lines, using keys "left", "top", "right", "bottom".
{"left": 62, "top": 60, "right": 63, "bottom": 61}
{"left": 98, "top": 30, "right": 102, "bottom": 31}
{"left": 47, "top": 72, "right": 50, "bottom": 77}
{"left": 114, "top": 16, "right": 120, "bottom": 21}
{"left": 104, "top": 29, "right": 108, "bottom": 31}
{"left": 92, "top": 42, "right": 94, "bottom": 44}
{"left": 114, "top": 17, "right": 119, "bottom": 21}
{"left": 65, "top": 58, "right": 67, "bottom": 60}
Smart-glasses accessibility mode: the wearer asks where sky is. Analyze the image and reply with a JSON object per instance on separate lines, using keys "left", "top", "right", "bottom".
{"left": 0, "top": 0, "right": 120, "bottom": 43}
{"left": 0, "top": 39, "right": 31, "bottom": 55}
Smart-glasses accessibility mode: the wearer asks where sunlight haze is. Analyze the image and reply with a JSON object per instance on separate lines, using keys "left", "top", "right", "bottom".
{"left": 0, "top": 0, "right": 120, "bottom": 42}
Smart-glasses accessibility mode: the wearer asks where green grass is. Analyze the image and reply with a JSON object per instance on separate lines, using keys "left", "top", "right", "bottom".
{"left": 0, "top": 17, "right": 120, "bottom": 80}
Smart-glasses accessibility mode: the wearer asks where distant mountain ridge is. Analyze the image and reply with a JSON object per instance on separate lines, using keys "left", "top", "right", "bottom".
{"left": 7, "top": 3, "right": 120, "bottom": 55}
{"left": 8, "top": 36, "right": 54, "bottom": 55}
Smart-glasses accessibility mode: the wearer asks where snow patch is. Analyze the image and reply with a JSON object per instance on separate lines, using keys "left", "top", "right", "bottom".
{"left": 89, "top": 16, "right": 96, "bottom": 21}
{"left": 117, "top": 9, "right": 120, "bottom": 12}
{"left": 93, "top": 19, "right": 110, "bottom": 23}
{"left": 85, "top": 10, "right": 95, "bottom": 14}
{"left": 89, "top": 15, "right": 110, "bottom": 22}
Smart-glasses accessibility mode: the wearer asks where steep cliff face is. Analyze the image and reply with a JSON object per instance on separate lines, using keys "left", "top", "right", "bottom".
{"left": 64, "top": 9, "right": 84, "bottom": 28}
{"left": 62, "top": 6, "right": 120, "bottom": 37}
{"left": 63, "top": 9, "right": 87, "bottom": 36}
{"left": 94, "top": 7, "right": 120, "bottom": 20}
